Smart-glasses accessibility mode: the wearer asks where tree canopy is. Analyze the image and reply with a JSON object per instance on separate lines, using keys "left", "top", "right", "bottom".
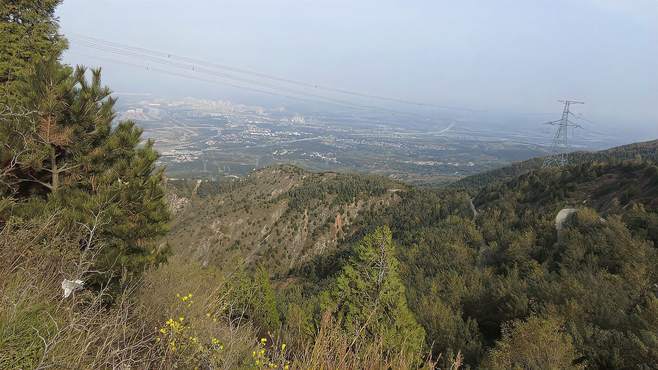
{"left": 321, "top": 226, "right": 425, "bottom": 357}
{"left": 0, "top": 0, "right": 66, "bottom": 106}
{"left": 1, "top": 4, "right": 169, "bottom": 289}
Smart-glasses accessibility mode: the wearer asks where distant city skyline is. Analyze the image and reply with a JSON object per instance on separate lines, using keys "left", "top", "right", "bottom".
{"left": 57, "top": 0, "right": 658, "bottom": 141}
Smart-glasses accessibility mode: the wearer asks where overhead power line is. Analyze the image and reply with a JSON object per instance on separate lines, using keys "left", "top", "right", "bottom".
{"left": 68, "top": 34, "right": 481, "bottom": 113}
{"left": 67, "top": 51, "right": 374, "bottom": 109}
{"left": 66, "top": 39, "right": 452, "bottom": 122}
{"left": 66, "top": 48, "right": 560, "bottom": 151}
{"left": 66, "top": 50, "right": 441, "bottom": 127}
{"left": 69, "top": 34, "right": 584, "bottom": 144}
{"left": 70, "top": 43, "right": 381, "bottom": 109}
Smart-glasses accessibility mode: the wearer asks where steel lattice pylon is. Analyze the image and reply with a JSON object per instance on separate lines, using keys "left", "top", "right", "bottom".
{"left": 542, "top": 100, "right": 584, "bottom": 168}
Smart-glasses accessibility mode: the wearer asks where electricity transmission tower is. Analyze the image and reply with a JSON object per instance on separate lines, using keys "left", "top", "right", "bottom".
{"left": 542, "top": 100, "right": 584, "bottom": 168}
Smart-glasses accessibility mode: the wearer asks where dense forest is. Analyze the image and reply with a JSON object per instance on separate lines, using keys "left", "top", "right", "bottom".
{"left": 1, "top": 1, "right": 657, "bottom": 369}
{"left": 280, "top": 159, "right": 658, "bottom": 368}
{"left": 452, "top": 140, "right": 658, "bottom": 193}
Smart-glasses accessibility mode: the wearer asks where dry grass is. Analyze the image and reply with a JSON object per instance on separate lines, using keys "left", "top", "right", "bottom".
{"left": 0, "top": 214, "right": 155, "bottom": 369}
{"left": 0, "top": 214, "right": 459, "bottom": 369}
{"left": 290, "top": 311, "right": 450, "bottom": 370}
{"left": 136, "top": 261, "right": 262, "bottom": 369}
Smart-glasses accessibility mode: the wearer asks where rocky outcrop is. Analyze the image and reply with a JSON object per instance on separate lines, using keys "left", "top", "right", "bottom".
{"left": 167, "top": 192, "right": 190, "bottom": 215}
{"left": 469, "top": 197, "right": 478, "bottom": 221}
{"left": 333, "top": 213, "right": 343, "bottom": 239}
{"left": 555, "top": 208, "right": 578, "bottom": 232}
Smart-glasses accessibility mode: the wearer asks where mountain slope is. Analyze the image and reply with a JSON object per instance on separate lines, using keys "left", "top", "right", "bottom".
{"left": 162, "top": 144, "right": 658, "bottom": 368}
{"left": 165, "top": 165, "right": 405, "bottom": 276}
{"left": 298, "top": 158, "right": 657, "bottom": 368}
{"left": 341, "top": 157, "right": 658, "bottom": 367}
{"left": 452, "top": 139, "right": 658, "bottom": 192}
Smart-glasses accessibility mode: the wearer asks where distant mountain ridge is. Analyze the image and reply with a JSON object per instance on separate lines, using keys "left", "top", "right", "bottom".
{"left": 452, "top": 139, "right": 658, "bottom": 192}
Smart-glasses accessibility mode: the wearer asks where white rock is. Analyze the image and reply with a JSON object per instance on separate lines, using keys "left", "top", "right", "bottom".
{"left": 469, "top": 198, "right": 478, "bottom": 220}
{"left": 555, "top": 208, "right": 578, "bottom": 231}
{"left": 61, "top": 279, "right": 84, "bottom": 298}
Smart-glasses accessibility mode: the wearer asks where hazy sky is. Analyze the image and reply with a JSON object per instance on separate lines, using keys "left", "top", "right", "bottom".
{"left": 58, "top": 0, "right": 658, "bottom": 139}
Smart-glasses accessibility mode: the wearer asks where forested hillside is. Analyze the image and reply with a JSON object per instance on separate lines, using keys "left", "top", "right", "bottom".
{"left": 161, "top": 155, "right": 658, "bottom": 369}
{"left": 166, "top": 165, "right": 403, "bottom": 276}
{"left": 453, "top": 139, "right": 658, "bottom": 192}
{"left": 1, "top": 1, "right": 657, "bottom": 369}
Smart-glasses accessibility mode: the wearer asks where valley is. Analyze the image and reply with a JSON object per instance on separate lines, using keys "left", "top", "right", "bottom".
{"left": 117, "top": 97, "right": 613, "bottom": 185}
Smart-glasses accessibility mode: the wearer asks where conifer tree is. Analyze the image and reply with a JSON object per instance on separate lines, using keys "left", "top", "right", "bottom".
{"left": 1, "top": 27, "right": 170, "bottom": 288}
{"left": 322, "top": 226, "right": 425, "bottom": 356}
{"left": 485, "top": 315, "right": 584, "bottom": 370}
{"left": 2, "top": 0, "right": 68, "bottom": 196}
{"left": 253, "top": 267, "right": 282, "bottom": 332}
{"left": 0, "top": 0, "right": 66, "bottom": 106}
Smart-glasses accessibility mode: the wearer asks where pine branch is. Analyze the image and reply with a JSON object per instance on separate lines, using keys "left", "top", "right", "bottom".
{"left": 17, "top": 176, "right": 53, "bottom": 190}
{"left": 41, "top": 163, "right": 81, "bottom": 174}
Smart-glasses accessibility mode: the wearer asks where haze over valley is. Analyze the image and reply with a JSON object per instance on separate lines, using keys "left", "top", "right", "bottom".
{"left": 116, "top": 95, "right": 621, "bottom": 184}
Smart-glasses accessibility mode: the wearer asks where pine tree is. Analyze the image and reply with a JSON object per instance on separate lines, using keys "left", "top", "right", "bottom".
{"left": 253, "top": 267, "right": 281, "bottom": 332}
{"left": 1, "top": 56, "right": 170, "bottom": 288}
{"left": 485, "top": 315, "right": 584, "bottom": 370}
{"left": 322, "top": 226, "right": 425, "bottom": 356}
{"left": 3, "top": 57, "right": 78, "bottom": 196}
{"left": 0, "top": 0, "right": 67, "bottom": 106}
